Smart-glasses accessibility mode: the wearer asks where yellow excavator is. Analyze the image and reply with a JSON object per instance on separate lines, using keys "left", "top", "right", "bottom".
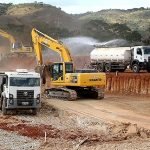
{"left": 31, "top": 28, "right": 106, "bottom": 100}
{"left": 0, "top": 29, "right": 32, "bottom": 53}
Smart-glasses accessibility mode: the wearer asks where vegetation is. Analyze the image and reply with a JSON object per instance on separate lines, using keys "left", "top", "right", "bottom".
{"left": 0, "top": 3, "right": 149, "bottom": 44}
{"left": 0, "top": 3, "right": 12, "bottom": 15}
{"left": 78, "top": 8, "right": 150, "bottom": 35}
{"left": 81, "top": 20, "right": 142, "bottom": 42}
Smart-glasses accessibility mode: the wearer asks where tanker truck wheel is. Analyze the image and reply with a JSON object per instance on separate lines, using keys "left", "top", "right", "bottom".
{"left": 105, "top": 63, "right": 112, "bottom": 72}
{"left": 147, "top": 69, "right": 150, "bottom": 73}
{"left": 132, "top": 64, "right": 140, "bottom": 73}
{"left": 97, "top": 63, "right": 104, "bottom": 72}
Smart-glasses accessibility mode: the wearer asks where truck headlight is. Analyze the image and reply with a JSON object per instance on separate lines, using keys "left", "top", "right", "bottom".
{"left": 36, "top": 99, "right": 40, "bottom": 104}
{"left": 9, "top": 99, "right": 14, "bottom": 105}
{"left": 36, "top": 94, "right": 40, "bottom": 99}
{"left": 36, "top": 94, "right": 40, "bottom": 104}
{"left": 9, "top": 94, "right": 13, "bottom": 99}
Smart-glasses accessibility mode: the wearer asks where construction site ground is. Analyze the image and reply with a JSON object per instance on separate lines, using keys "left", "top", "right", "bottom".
{"left": 0, "top": 94, "right": 149, "bottom": 150}
{"left": 0, "top": 52, "right": 150, "bottom": 149}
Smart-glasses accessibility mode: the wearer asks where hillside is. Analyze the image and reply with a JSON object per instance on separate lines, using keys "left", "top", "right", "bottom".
{"left": 0, "top": 3, "right": 79, "bottom": 45}
{"left": 77, "top": 8, "right": 150, "bottom": 34}
{"left": 0, "top": 3, "right": 149, "bottom": 46}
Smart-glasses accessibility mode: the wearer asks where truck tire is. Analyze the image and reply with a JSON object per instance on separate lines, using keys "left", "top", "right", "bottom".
{"left": 119, "top": 69, "right": 126, "bottom": 72}
{"left": 0, "top": 97, "right": 2, "bottom": 110}
{"left": 32, "top": 108, "right": 37, "bottom": 115}
{"left": 132, "top": 64, "right": 140, "bottom": 73}
{"left": 2, "top": 98, "right": 7, "bottom": 115}
{"left": 97, "top": 63, "right": 104, "bottom": 72}
{"left": 105, "top": 63, "right": 111, "bottom": 72}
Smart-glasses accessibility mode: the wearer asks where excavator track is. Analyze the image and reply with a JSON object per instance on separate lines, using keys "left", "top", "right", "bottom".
{"left": 45, "top": 88, "right": 77, "bottom": 101}
{"left": 94, "top": 88, "right": 104, "bottom": 99}
{"left": 71, "top": 87, "right": 104, "bottom": 100}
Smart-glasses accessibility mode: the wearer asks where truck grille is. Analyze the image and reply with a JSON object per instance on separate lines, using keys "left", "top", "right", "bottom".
{"left": 17, "top": 90, "right": 34, "bottom": 106}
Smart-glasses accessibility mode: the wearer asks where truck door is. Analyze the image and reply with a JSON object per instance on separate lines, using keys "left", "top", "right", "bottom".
{"left": 135, "top": 48, "right": 144, "bottom": 62}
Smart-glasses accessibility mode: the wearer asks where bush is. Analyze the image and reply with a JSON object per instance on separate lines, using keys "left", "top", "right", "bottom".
{"left": 0, "top": 3, "right": 12, "bottom": 15}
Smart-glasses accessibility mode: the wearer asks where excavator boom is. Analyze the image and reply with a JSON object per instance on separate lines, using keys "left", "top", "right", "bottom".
{"left": 0, "top": 29, "right": 15, "bottom": 43}
{"left": 31, "top": 28, "right": 72, "bottom": 65}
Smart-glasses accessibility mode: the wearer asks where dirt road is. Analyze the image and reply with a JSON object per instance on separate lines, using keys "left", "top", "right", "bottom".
{"left": 0, "top": 94, "right": 149, "bottom": 149}
{"left": 45, "top": 94, "right": 150, "bottom": 129}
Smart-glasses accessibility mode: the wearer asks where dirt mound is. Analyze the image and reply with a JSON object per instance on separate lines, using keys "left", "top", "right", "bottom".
{"left": 0, "top": 113, "right": 149, "bottom": 145}
{"left": 0, "top": 122, "right": 145, "bottom": 142}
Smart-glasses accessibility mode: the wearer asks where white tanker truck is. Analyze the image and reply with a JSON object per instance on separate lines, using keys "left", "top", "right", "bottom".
{"left": 90, "top": 46, "right": 150, "bottom": 73}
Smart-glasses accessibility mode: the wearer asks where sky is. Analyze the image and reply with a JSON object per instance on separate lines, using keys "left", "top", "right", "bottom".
{"left": 1, "top": 0, "right": 150, "bottom": 14}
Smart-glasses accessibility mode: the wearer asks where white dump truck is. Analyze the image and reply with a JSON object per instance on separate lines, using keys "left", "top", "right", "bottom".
{"left": 90, "top": 46, "right": 150, "bottom": 73}
{"left": 0, "top": 69, "right": 41, "bottom": 115}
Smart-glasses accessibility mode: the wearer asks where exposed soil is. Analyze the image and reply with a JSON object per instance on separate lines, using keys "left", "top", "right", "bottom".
{"left": 0, "top": 94, "right": 149, "bottom": 149}
{"left": 0, "top": 50, "right": 150, "bottom": 149}
{"left": 106, "top": 72, "right": 150, "bottom": 96}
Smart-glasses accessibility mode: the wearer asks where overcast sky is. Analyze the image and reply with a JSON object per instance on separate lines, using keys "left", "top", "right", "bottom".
{"left": 2, "top": 0, "right": 150, "bottom": 14}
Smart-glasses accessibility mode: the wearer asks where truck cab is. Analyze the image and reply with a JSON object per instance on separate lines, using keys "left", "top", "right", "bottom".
{"left": 131, "top": 46, "right": 150, "bottom": 72}
{"left": 0, "top": 69, "right": 41, "bottom": 115}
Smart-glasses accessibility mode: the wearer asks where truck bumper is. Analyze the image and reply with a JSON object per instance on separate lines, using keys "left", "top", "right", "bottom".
{"left": 5, "top": 98, "right": 41, "bottom": 109}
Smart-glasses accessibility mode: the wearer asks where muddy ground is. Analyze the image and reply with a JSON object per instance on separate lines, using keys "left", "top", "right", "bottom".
{"left": 0, "top": 94, "right": 149, "bottom": 150}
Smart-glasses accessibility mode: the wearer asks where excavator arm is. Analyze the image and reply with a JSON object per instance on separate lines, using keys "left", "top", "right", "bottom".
{"left": 31, "top": 28, "right": 73, "bottom": 65}
{"left": 0, "top": 29, "right": 15, "bottom": 45}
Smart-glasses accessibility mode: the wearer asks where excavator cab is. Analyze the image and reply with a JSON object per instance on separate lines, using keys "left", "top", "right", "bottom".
{"left": 11, "top": 42, "right": 32, "bottom": 53}
{"left": 12, "top": 42, "right": 22, "bottom": 49}
{"left": 50, "top": 62, "right": 74, "bottom": 81}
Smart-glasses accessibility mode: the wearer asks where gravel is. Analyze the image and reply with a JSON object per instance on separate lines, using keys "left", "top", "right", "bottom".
{"left": 0, "top": 129, "right": 41, "bottom": 150}
{"left": 0, "top": 101, "right": 149, "bottom": 150}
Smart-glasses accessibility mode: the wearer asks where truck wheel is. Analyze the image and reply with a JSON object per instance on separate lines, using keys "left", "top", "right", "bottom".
{"left": 97, "top": 63, "right": 104, "bottom": 72}
{"left": 32, "top": 108, "right": 37, "bottom": 115}
{"left": 105, "top": 63, "right": 111, "bottom": 72}
{"left": 2, "top": 99, "right": 7, "bottom": 115}
{"left": 147, "top": 68, "right": 150, "bottom": 73}
{"left": 119, "top": 69, "right": 126, "bottom": 72}
{"left": 132, "top": 64, "right": 140, "bottom": 73}
{"left": 0, "top": 97, "right": 2, "bottom": 110}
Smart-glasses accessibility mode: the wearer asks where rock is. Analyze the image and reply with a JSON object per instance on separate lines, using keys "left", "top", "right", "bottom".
{"left": 140, "top": 131, "right": 147, "bottom": 138}
{"left": 126, "top": 124, "right": 137, "bottom": 136}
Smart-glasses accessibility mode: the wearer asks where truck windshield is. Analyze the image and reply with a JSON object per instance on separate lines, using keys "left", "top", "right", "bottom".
{"left": 144, "top": 48, "right": 150, "bottom": 54}
{"left": 10, "top": 77, "right": 40, "bottom": 87}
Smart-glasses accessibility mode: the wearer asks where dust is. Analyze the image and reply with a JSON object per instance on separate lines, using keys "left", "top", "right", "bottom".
{"left": 0, "top": 36, "right": 128, "bottom": 71}
{"left": 0, "top": 53, "right": 36, "bottom": 71}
